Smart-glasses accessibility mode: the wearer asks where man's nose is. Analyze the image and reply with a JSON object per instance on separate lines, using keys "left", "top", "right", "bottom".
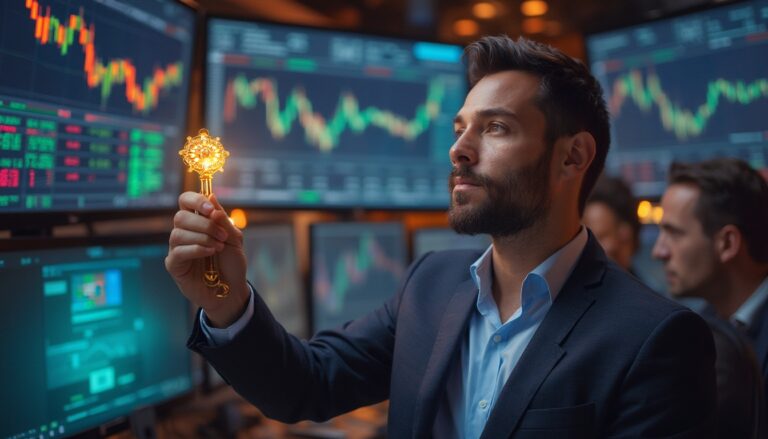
{"left": 449, "top": 131, "right": 478, "bottom": 167}
{"left": 651, "top": 236, "right": 669, "bottom": 261}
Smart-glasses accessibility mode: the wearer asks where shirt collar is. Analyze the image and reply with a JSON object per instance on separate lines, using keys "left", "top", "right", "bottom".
{"left": 731, "top": 275, "right": 768, "bottom": 329}
{"left": 469, "top": 226, "right": 589, "bottom": 319}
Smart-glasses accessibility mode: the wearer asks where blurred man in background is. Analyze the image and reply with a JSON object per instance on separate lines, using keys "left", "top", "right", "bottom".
{"left": 653, "top": 158, "right": 768, "bottom": 437}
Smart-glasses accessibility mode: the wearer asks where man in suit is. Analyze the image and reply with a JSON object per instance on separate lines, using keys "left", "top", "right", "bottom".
{"left": 166, "top": 36, "right": 716, "bottom": 438}
{"left": 653, "top": 158, "right": 768, "bottom": 425}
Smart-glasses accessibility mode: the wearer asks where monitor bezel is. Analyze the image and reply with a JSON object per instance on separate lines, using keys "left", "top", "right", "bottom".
{"left": 583, "top": 0, "right": 751, "bottom": 40}
{"left": 201, "top": 14, "right": 466, "bottom": 212}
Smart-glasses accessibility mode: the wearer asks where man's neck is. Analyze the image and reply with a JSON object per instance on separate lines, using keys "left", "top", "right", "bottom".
{"left": 709, "top": 269, "right": 768, "bottom": 319}
{"left": 490, "top": 216, "right": 581, "bottom": 321}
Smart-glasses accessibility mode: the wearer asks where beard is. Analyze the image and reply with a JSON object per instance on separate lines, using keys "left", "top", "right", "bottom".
{"left": 448, "top": 147, "right": 552, "bottom": 237}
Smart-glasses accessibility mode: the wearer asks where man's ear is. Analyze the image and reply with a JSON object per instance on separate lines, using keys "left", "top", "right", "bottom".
{"left": 561, "top": 131, "right": 596, "bottom": 179}
{"left": 714, "top": 224, "right": 742, "bottom": 263}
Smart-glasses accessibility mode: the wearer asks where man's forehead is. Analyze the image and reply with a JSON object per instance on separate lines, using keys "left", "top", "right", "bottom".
{"left": 457, "top": 71, "right": 542, "bottom": 119}
{"left": 662, "top": 184, "right": 701, "bottom": 220}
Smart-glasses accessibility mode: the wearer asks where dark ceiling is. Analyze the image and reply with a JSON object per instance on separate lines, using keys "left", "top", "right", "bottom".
{"left": 192, "top": 0, "right": 732, "bottom": 48}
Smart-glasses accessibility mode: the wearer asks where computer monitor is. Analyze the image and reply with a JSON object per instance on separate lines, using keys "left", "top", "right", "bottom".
{"left": 0, "top": 0, "right": 196, "bottom": 224}
{"left": 204, "top": 18, "right": 466, "bottom": 209}
{"left": 412, "top": 227, "right": 491, "bottom": 260}
{"left": 0, "top": 236, "right": 193, "bottom": 439}
{"left": 586, "top": 0, "right": 768, "bottom": 198}
{"left": 243, "top": 223, "right": 307, "bottom": 337}
{"left": 310, "top": 222, "right": 407, "bottom": 333}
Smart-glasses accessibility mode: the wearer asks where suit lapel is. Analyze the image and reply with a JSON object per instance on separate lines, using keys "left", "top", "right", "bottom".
{"left": 412, "top": 277, "right": 478, "bottom": 438}
{"left": 479, "top": 235, "right": 606, "bottom": 439}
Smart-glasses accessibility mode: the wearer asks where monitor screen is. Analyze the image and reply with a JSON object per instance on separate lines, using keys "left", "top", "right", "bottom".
{"left": 205, "top": 18, "right": 466, "bottom": 209}
{"left": 412, "top": 227, "right": 490, "bottom": 260}
{"left": 0, "top": 237, "right": 193, "bottom": 439}
{"left": 243, "top": 224, "right": 306, "bottom": 337}
{"left": 586, "top": 0, "right": 768, "bottom": 198}
{"left": 310, "top": 222, "right": 406, "bottom": 333}
{"left": 0, "top": 0, "right": 195, "bottom": 215}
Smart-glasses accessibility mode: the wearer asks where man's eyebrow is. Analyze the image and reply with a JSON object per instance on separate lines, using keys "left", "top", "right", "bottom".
{"left": 453, "top": 108, "right": 520, "bottom": 125}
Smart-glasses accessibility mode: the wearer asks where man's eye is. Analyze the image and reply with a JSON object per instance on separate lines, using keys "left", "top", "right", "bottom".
{"left": 487, "top": 123, "right": 505, "bottom": 133}
{"left": 454, "top": 128, "right": 465, "bottom": 138}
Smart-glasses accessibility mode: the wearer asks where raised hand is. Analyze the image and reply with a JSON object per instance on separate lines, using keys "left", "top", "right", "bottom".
{"left": 166, "top": 192, "right": 249, "bottom": 328}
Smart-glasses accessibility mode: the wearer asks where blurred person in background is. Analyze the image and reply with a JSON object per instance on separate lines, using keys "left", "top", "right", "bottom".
{"left": 583, "top": 175, "right": 640, "bottom": 274}
{"left": 653, "top": 158, "right": 768, "bottom": 438}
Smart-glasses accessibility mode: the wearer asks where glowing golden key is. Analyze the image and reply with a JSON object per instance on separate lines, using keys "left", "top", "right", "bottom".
{"left": 179, "top": 128, "right": 231, "bottom": 298}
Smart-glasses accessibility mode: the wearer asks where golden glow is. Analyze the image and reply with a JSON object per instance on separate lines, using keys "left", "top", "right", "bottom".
{"left": 652, "top": 206, "right": 664, "bottom": 224}
{"left": 179, "top": 128, "right": 229, "bottom": 178}
{"left": 472, "top": 2, "right": 497, "bottom": 19}
{"left": 637, "top": 200, "right": 664, "bottom": 224}
{"left": 522, "top": 18, "right": 545, "bottom": 34}
{"left": 637, "top": 200, "right": 652, "bottom": 220}
{"left": 229, "top": 208, "right": 247, "bottom": 229}
{"left": 453, "top": 19, "right": 479, "bottom": 36}
{"left": 521, "top": 0, "right": 548, "bottom": 17}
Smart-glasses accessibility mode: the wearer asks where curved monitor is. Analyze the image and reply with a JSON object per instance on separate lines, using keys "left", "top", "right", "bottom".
{"left": 0, "top": 0, "right": 196, "bottom": 224}
{"left": 586, "top": 0, "right": 768, "bottom": 198}
{"left": 0, "top": 235, "right": 193, "bottom": 438}
{"left": 204, "top": 18, "right": 466, "bottom": 209}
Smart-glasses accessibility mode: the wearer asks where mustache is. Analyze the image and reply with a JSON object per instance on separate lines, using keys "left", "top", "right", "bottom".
{"left": 449, "top": 166, "right": 491, "bottom": 188}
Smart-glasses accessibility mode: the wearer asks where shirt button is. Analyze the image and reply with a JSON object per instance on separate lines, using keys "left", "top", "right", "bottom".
{"left": 479, "top": 400, "right": 489, "bottom": 409}
{"left": 493, "top": 335, "right": 502, "bottom": 343}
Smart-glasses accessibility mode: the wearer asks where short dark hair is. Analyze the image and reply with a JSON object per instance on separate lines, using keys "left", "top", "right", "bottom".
{"left": 669, "top": 158, "right": 768, "bottom": 263}
{"left": 463, "top": 35, "right": 611, "bottom": 214}
{"left": 587, "top": 175, "right": 641, "bottom": 249}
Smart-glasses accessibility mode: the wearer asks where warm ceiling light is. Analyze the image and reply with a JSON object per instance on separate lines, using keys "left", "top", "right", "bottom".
{"left": 453, "top": 19, "right": 479, "bottom": 36}
{"left": 521, "top": 0, "right": 548, "bottom": 17}
{"left": 522, "top": 17, "right": 545, "bottom": 34}
{"left": 472, "top": 2, "right": 497, "bottom": 19}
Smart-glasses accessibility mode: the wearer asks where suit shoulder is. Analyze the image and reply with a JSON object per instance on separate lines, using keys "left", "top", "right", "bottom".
{"left": 595, "top": 261, "right": 695, "bottom": 326}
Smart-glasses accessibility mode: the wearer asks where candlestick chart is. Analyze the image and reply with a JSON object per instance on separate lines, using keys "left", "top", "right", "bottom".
{"left": 0, "top": 0, "right": 195, "bottom": 215}
{"left": 204, "top": 18, "right": 465, "bottom": 208}
{"left": 605, "top": 56, "right": 768, "bottom": 148}
{"left": 586, "top": 0, "right": 768, "bottom": 197}
{"left": 220, "top": 69, "right": 446, "bottom": 157}
{"left": 311, "top": 223, "right": 406, "bottom": 332}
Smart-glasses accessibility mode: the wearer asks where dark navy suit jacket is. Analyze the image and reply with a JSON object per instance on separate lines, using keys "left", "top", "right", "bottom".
{"left": 188, "top": 233, "right": 717, "bottom": 438}
{"left": 749, "top": 296, "right": 768, "bottom": 418}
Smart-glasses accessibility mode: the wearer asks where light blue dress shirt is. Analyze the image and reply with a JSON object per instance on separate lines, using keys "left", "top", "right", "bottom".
{"left": 434, "top": 226, "right": 588, "bottom": 439}
{"left": 731, "top": 275, "right": 768, "bottom": 332}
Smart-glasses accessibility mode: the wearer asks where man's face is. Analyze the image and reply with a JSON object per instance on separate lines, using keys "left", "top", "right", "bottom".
{"left": 583, "top": 202, "right": 633, "bottom": 270}
{"left": 652, "top": 184, "right": 720, "bottom": 298}
{"left": 448, "top": 70, "right": 553, "bottom": 236}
